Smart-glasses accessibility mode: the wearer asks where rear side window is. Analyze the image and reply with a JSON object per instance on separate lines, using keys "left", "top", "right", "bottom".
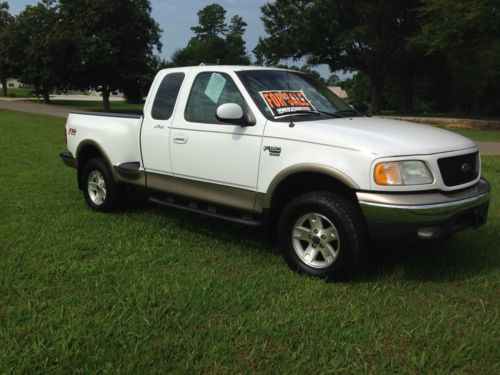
{"left": 151, "top": 73, "right": 185, "bottom": 120}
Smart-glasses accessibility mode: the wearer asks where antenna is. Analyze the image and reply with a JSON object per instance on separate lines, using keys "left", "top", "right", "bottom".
{"left": 286, "top": 57, "right": 295, "bottom": 128}
{"left": 286, "top": 57, "right": 290, "bottom": 92}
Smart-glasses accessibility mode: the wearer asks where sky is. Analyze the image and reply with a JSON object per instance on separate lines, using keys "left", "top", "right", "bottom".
{"left": 7, "top": 0, "right": 337, "bottom": 78}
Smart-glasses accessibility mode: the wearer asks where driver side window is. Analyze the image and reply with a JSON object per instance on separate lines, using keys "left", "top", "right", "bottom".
{"left": 185, "top": 72, "right": 246, "bottom": 124}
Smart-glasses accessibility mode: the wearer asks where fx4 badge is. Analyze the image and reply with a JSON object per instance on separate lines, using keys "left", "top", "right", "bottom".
{"left": 68, "top": 128, "right": 77, "bottom": 136}
{"left": 263, "top": 146, "right": 281, "bottom": 156}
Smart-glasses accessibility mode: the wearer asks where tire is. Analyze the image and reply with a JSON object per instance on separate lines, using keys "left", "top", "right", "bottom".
{"left": 277, "top": 191, "right": 369, "bottom": 280}
{"left": 82, "top": 157, "right": 124, "bottom": 212}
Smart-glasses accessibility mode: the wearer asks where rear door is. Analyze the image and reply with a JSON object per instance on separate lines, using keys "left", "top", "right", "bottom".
{"left": 169, "top": 70, "right": 265, "bottom": 211}
{"left": 141, "top": 70, "right": 186, "bottom": 192}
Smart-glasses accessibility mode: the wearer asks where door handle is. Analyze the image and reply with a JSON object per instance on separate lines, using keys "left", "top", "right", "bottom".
{"left": 154, "top": 124, "right": 165, "bottom": 129}
{"left": 173, "top": 134, "right": 188, "bottom": 144}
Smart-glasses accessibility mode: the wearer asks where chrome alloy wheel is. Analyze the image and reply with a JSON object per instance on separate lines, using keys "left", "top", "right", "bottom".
{"left": 292, "top": 213, "right": 340, "bottom": 269}
{"left": 87, "top": 170, "right": 107, "bottom": 206}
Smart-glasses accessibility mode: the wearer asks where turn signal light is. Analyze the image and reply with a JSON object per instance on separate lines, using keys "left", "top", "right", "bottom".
{"left": 374, "top": 162, "right": 402, "bottom": 185}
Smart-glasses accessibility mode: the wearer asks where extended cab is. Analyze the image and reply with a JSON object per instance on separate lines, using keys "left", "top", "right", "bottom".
{"left": 60, "top": 66, "right": 490, "bottom": 279}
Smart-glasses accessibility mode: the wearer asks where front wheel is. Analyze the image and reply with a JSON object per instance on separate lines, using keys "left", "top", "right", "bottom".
{"left": 278, "top": 191, "right": 369, "bottom": 280}
{"left": 82, "top": 157, "right": 124, "bottom": 212}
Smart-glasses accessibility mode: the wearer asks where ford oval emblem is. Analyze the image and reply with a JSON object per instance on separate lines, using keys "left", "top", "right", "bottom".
{"left": 461, "top": 162, "right": 472, "bottom": 173}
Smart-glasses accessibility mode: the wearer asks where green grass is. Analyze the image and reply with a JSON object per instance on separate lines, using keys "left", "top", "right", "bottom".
{"left": 0, "top": 109, "right": 499, "bottom": 374}
{"left": 1, "top": 87, "right": 35, "bottom": 98}
{"left": 383, "top": 111, "right": 500, "bottom": 121}
{"left": 49, "top": 100, "right": 144, "bottom": 113}
{"left": 447, "top": 128, "right": 500, "bottom": 142}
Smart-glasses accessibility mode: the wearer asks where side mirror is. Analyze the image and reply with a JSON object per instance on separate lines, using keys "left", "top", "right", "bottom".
{"left": 216, "top": 103, "right": 255, "bottom": 126}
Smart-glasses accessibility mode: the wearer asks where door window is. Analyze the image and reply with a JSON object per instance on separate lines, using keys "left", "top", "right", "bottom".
{"left": 151, "top": 72, "right": 185, "bottom": 120}
{"left": 185, "top": 72, "right": 247, "bottom": 124}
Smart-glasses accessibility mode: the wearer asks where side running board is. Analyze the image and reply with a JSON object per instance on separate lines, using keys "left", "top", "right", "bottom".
{"left": 148, "top": 196, "right": 263, "bottom": 227}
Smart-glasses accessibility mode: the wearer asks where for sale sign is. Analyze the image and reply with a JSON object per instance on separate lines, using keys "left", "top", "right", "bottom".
{"left": 259, "top": 90, "right": 317, "bottom": 117}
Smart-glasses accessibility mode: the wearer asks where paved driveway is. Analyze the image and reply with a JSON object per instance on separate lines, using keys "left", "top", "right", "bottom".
{"left": 1, "top": 100, "right": 500, "bottom": 155}
{"left": 0, "top": 100, "right": 71, "bottom": 118}
{"left": 476, "top": 142, "right": 500, "bottom": 155}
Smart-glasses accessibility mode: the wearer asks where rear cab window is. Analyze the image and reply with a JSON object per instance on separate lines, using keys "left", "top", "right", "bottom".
{"left": 151, "top": 72, "right": 185, "bottom": 120}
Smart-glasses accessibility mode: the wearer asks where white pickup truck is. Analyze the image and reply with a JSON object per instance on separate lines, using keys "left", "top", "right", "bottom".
{"left": 60, "top": 65, "right": 490, "bottom": 279}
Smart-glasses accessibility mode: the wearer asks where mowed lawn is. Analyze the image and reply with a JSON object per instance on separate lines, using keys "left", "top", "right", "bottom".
{"left": 0, "top": 109, "right": 499, "bottom": 374}
{"left": 451, "top": 128, "right": 500, "bottom": 143}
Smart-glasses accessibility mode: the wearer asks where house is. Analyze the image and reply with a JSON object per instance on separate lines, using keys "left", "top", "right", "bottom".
{"left": 0, "top": 78, "right": 25, "bottom": 89}
{"left": 328, "top": 86, "right": 348, "bottom": 99}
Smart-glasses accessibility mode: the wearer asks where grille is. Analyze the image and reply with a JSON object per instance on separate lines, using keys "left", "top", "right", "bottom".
{"left": 437, "top": 152, "right": 479, "bottom": 187}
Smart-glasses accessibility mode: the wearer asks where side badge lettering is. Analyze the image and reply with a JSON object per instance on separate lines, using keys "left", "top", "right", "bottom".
{"left": 68, "top": 128, "right": 77, "bottom": 136}
{"left": 263, "top": 146, "right": 281, "bottom": 156}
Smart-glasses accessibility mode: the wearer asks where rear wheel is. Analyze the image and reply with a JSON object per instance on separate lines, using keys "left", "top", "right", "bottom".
{"left": 278, "top": 191, "right": 369, "bottom": 280}
{"left": 82, "top": 157, "right": 124, "bottom": 212}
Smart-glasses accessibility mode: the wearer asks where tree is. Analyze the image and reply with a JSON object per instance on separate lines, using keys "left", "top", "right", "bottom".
{"left": 0, "top": 2, "right": 15, "bottom": 96}
{"left": 228, "top": 15, "right": 246, "bottom": 36}
{"left": 255, "top": 0, "right": 422, "bottom": 114}
{"left": 11, "top": 0, "right": 65, "bottom": 103}
{"left": 191, "top": 3, "right": 227, "bottom": 39}
{"left": 225, "top": 15, "right": 250, "bottom": 65}
{"left": 172, "top": 37, "right": 228, "bottom": 66}
{"left": 413, "top": 0, "right": 500, "bottom": 114}
{"left": 326, "top": 74, "right": 341, "bottom": 86}
{"left": 59, "top": 0, "right": 162, "bottom": 111}
{"left": 274, "top": 64, "right": 325, "bottom": 82}
{"left": 172, "top": 4, "right": 250, "bottom": 66}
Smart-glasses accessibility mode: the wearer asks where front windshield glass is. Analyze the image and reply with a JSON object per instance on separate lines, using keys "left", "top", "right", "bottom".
{"left": 236, "top": 69, "right": 356, "bottom": 121}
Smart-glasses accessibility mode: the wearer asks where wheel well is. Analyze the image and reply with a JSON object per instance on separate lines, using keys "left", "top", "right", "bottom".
{"left": 76, "top": 144, "right": 104, "bottom": 189}
{"left": 268, "top": 172, "right": 358, "bottom": 230}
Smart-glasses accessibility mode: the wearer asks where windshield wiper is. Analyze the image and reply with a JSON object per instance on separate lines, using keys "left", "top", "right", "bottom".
{"left": 333, "top": 109, "right": 361, "bottom": 117}
{"left": 273, "top": 109, "right": 358, "bottom": 119}
{"left": 314, "top": 110, "right": 343, "bottom": 118}
{"left": 274, "top": 110, "right": 321, "bottom": 117}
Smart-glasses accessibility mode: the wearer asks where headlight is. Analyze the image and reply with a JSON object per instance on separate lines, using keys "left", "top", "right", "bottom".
{"left": 374, "top": 160, "right": 433, "bottom": 185}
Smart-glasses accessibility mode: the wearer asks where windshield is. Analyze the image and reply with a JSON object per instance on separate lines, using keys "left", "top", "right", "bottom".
{"left": 236, "top": 69, "right": 356, "bottom": 121}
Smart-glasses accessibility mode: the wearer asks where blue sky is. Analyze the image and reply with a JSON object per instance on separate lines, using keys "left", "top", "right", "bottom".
{"left": 8, "top": 0, "right": 336, "bottom": 78}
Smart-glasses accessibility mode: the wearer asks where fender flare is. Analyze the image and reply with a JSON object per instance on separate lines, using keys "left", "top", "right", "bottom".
{"left": 256, "top": 163, "right": 360, "bottom": 211}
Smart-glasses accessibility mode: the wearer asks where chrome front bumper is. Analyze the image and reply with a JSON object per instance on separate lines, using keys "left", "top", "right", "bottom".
{"left": 357, "top": 178, "right": 490, "bottom": 243}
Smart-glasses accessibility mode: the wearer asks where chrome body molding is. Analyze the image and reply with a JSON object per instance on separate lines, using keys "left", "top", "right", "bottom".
{"left": 357, "top": 178, "right": 490, "bottom": 223}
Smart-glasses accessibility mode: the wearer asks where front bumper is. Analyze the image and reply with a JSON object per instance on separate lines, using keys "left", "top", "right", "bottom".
{"left": 357, "top": 178, "right": 490, "bottom": 245}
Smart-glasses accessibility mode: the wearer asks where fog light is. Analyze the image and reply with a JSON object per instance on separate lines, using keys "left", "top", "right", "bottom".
{"left": 417, "top": 226, "right": 442, "bottom": 239}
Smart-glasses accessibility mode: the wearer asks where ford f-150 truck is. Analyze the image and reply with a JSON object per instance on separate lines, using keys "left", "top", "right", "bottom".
{"left": 60, "top": 65, "right": 490, "bottom": 279}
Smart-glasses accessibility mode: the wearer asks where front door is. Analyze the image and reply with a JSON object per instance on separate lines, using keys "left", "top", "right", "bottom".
{"left": 169, "top": 71, "right": 264, "bottom": 211}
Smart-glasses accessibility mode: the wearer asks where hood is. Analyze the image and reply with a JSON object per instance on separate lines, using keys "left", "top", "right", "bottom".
{"left": 269, "top": 117, "right": 476, "bottom": 156}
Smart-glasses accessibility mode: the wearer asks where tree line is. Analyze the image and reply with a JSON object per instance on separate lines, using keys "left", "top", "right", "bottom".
{"left": 1, "top": 1, "right": 498, "bottom": 115}
{"left": 0, "top": 0, "right": 162, "bottom": 110}
{"left": 255, "top": 0, "right": 500, "bottom": 115}
{"left": 0, "top": 1, "right": 251, "bottom": 110}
